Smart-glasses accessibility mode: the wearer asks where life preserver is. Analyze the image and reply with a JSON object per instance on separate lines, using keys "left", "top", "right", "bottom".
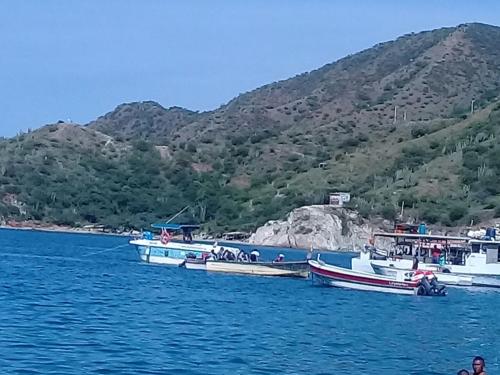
{"left": 160, "top": 228, "right": 172, "bottom": 244}
{"left": 412, "top": 269, "right": 435, "bottom": 282}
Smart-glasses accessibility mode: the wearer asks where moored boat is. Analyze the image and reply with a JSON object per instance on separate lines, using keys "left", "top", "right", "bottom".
{"left": 309, "top": 257, "right": 446, "bottom": 296}
{"left": 129, "top": 223, "right": 241, "bottom": 266}
{"left": 204, "top": 259, "right": 310, "bottom": 278}
{"left": 352, "top": 231, "right": 500, "bottom": 280}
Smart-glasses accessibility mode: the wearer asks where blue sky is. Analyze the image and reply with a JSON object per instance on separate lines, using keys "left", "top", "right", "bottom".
{"left": 1, "top": 0, "right": 500, "bottom": 137}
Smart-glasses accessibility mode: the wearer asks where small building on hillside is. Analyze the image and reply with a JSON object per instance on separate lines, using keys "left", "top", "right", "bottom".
{"left": 329, "top": 192, "right": 351, "bottom": 207}
{"left": 223, "top": 232, "right": 250, "bottom": 241}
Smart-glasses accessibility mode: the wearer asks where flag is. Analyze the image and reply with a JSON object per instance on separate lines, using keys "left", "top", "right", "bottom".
{"left": 161, "top": 228, "right": 172, "bottom": 244}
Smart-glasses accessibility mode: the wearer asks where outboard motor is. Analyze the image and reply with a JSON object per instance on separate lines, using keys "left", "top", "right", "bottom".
{"left": 417, "top": 276, "right": 447, "bottom": 296}
{"left": 413, "top": 270, "right": 447, "bottom": 296}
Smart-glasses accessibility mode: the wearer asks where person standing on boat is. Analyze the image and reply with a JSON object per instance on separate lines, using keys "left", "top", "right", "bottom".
{"left": 209, "top": 248, "right": 218, "bottom": 260}
{"left": 412, "top": 255, "right": 419, "bottom": 270}
{"left": 250, "top": 250, "right": 260, "bottom": 262}
{"left": 472, "top": 356, "right": 486, "bottom": 375}
{"left": 432, "top": 245, "right": 441, "bottom": 264}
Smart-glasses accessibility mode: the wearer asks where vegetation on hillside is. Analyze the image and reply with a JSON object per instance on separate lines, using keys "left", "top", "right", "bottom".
{"left": 2, "top": 23, "right": 500, "bottom": 233}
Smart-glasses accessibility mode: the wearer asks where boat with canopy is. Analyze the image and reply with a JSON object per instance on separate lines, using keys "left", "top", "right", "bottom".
{"left": 129, "top": 223, "right": 241, "bottom": 266}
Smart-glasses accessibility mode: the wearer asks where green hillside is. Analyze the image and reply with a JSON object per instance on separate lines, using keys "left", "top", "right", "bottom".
{"left": 2, "top": 23, "right": 500, "bottom": 233}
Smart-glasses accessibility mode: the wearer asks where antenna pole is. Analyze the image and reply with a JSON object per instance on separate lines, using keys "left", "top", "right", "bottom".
{"left": 165, "top": 205, "right": 190, "bottom": 224}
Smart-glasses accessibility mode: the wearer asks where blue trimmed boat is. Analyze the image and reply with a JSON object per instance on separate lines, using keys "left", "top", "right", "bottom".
{"left": 129, "top": 223, "right": 241, "bottom": 266}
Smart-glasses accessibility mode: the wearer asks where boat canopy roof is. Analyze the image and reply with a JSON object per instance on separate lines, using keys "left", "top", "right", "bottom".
{"left": 374, "top": 232, "right": 469, "bottom": 241}
{"left": 151, "top": 223, "right": 200, "bottom": 232}
{"left": 469, "top": 239, "right": 500, "bottom": 245}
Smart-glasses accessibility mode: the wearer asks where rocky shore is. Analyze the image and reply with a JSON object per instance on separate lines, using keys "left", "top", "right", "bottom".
{"left": 0, "top": 223, "right": 132, "bottom": 237}
{"left": 249, "top": 205, "right": 392, "bottom": 252}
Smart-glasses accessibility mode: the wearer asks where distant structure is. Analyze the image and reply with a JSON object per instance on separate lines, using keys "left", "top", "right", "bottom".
{"left": 223, "top": 232, "right": 250, "bottom": 241}
{"left": 329, "top": 192, "right": 351, "bottom": 207}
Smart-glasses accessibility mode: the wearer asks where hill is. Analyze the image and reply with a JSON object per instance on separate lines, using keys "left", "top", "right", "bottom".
{"left": 2, "top": 23, "right": 500, "bottom": 232}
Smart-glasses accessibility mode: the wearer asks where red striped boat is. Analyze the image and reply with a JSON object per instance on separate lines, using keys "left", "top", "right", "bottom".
{"left": 309, "top": 258, "right": 419, "bottom": 295}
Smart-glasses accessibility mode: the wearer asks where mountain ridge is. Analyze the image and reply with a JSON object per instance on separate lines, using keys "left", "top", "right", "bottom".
{"left": 2, "top": 23, "right": 500, "bottom": 232}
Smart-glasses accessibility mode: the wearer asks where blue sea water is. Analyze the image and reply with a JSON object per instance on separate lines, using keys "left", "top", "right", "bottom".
{"left": 0, "top": 229, "right": 499, "bottom": 375}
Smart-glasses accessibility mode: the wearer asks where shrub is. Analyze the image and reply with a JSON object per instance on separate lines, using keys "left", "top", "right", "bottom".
{"left": 494, "top": 206, "right": 500, "bottom": 218}
{"left": 341, "top": 137, "right": 360, "bottom": 148}
{"left": 422, "top": 211, "right": 440, "bottom": 224}
{"left": 449, "top": 204, "right": 468, "bottom": 222}
{"left": 380, "top": 205, "right": 396, "bottom": 221}
{"left": 411, "top": 127, "right": 428, "bottom": 138}
{"left": 186, "top": 142, "right": 197, "bottom": 153}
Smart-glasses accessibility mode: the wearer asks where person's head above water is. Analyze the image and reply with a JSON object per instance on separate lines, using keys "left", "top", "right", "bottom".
{"left": 472, "top": 356, "right": 485, "bottom": 374}
{"left": 458, "top": 369, "right": 470, "bottom": 375}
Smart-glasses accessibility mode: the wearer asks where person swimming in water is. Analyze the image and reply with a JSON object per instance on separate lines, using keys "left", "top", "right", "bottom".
{"left": 472, "top": 356, "right": 486, "bottom": 375}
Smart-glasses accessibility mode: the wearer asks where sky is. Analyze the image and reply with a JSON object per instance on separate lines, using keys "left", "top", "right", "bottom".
{"left": 1, "top": 0, "right": 500, "bottom": 137}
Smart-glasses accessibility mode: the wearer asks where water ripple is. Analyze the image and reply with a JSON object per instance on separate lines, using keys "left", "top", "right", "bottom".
{"left": 0, "top": 228, "right": 499, "bottom": 374}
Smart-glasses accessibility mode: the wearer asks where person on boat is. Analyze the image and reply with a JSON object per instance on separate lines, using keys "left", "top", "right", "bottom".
{"left": 439, "top": 252, "right": 446, "bottom": 266}
{"left": 412, "top": 255, "right": 419, "bottom": 270}
{"left": 237, "top": 250, "right": 250, "bottom": 262}
{"left": 307, "top": 246, "right": 314, "bottom": 260}
{"left": 209, "top": 248, "right": 219, "bottom": 261}
{"left": 431, "top": 245, "right": 441, "bottom": 264}
{"left": 219, "top": 247, "right": 228, "bottom": 260}
{"left": 457, "top": 370, "right": 470, "bottom": 375}
{"left": 472, "top": 356, "right": 486, "bottom": 375}
{"left": 225, "top": 250, "right": 236, "bottom": 261}
{"left": 183, "top": 231, "right": 193, "bottom": 243}
{"left": 250, "top": 250, "right": 260, "bottom": 262}
{"left": 273, "top": 253, "right": 285, "bottom": 262}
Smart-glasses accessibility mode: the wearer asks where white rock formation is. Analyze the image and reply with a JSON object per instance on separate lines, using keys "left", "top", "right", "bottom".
{"left": 249, "top": 205, "right": 388, "bottom": 252}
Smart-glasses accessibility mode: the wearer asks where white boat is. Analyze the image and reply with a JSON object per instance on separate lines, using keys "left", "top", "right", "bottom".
{"left": 353, "top": 231, "right": 500, "bottom": 278}
{"left": 309, "top": 257, "right": 446, "bottom": 296}
{"left": 446, "top": 239, "right": 500, "bottom": 276}
{"left": 129, "top": 223, "right": 241, "bottom": 266}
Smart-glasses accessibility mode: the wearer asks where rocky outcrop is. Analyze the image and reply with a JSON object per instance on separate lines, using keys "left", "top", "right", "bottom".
{"left": 249, "top": 205, "right": 390, "bottom": 252}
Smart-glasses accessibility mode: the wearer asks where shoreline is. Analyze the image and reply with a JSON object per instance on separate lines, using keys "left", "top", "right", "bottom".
{"left": 0, "top": 225, "right": 353, "bottom": 252}
{"left": 0, "top": 225, "right": 132, "bottom": 237}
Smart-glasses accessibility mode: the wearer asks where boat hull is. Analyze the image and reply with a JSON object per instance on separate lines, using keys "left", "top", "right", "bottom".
{"left": 205, "top": 260, "right": 310, "bottom": 278}
{"left": 309, "top": 260, "right": 417, "bottom": 295}
{"left": 182, "top": 258, "right": 207, "bottom": 270}
{"left": 447, "top": 262, "right": 500, "bottom": 276}
{"left": 130, "top": 238, "right": 240, "bottom": 266}
{"left": 139, "top": 254, "right": 184, "bottom": 266}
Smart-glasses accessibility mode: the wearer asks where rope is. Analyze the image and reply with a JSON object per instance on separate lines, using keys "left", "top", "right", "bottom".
{"left": 82, "top": 243, "right": 130, "bottom": 257}
{"left": 1, "top": 244, "right": 130, "bottom": 261}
